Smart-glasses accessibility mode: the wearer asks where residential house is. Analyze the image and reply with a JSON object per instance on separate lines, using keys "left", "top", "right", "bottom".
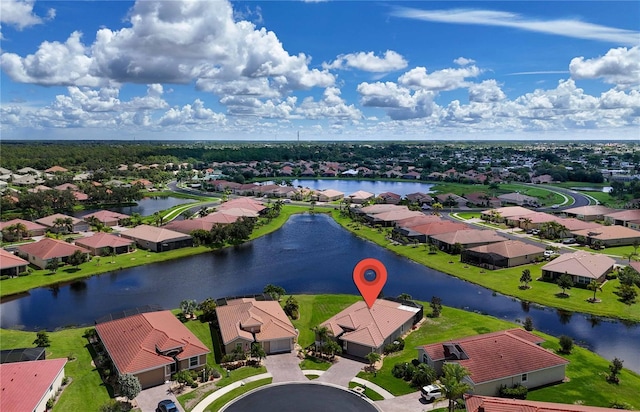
{"left": 218, "top": 197, "right": 267, "bottom": 214}
{"left": 555, "top": 218, "right": 602, "bottom": 238}
{"left": 506, "top": 212, "right": 562, "bottom": 229}
{"left": 481, "top": 206, "right": 536, "bottom": 223}
{"left": 435, "top": 193, "right": 468, "bottom": 208}
{"left": 465, "top": 395, "right": 623, "bottom": 412}
{"left": 393, "top": 214, "right": 442, "bottom": 229}
{"left": 35, "top": 213, "right": 89, "bottom": 233}
{"left": 417, "top": 329, "right": 568, "bottom": 396}
{"left": 17, "top": 238, "right": 90, "bottom": 269}
{"left": 531, "top": 174, "right": 553, "bottom": 184}
{"left": 163, "top": 219, "right": 217, "bottom": 234}
{"left": 430, "top": 229, "right": 507, "bottom": 253}
{"left": 378, "top": 192, "right": 402, "bottom": 204}
{"left": 75, "top": 233, "right": 135, "bottom": 256}
{"left": 0, "top": 249, "right": 29, "bottom": 276}
{"left": 131, "top": 178, "right": 154, "bottom": 189}
{"left": 462, "top": 240, "right": 546, "bottom": 269}
{"left": 465, "top": 192, "right": 500, "bottom": 208}
{"left": 82, "top": 210, "right": 130, "bottom": 226}
{"left": 201, "top": 211, "right": 242, "bottom": 224}
{"left": 405, "top": 192, "right": 433, "bottom": 205}
{"left": 316, "top": 189, "right": 344, "bottom": 202}
{"left": 356, "top": 204, "right": 405, "bottom": 216}
{"left": 95, "top": 310, "right": 210, "bottom": 389}
{"left": 12, "top": 174, "right": 41, "bottom": 186}
{"left": 215, "top": 298, "right": 297, "bottom": 355}
{"left": 563, "top": 205, "right": 617, "bottom": 221}
{"left": 571, "top": 226, "right": 640, "bottom": 248}
{"left": 121, "top": 225, "right": 193, "bottom": 252}
{"left": 45, "top": 166, "right": 68, "bottom": 173}
{"left": 348, "top": 190, "right": 375, "bottom": 204}
{"left": 541, "top": 251, "right": 615, "bottom": 285}
{"left": 368, "top": 209, "right": 425, "bottom": 227}
{"left": 0, "top": 347, "right": 46, "bottom": 364}
{"left": 320, "top": 299, "right": 422, "bottom": 358}
{"left": 54, "top": 183, "right": 79, "bottom": 191}
{"left": 604, "top": 209, "right": 640, "bottom": 228}
{"left": 395, "top": 221, "right": 469, "bottom": 244}
{"left": 0, "top": 358, "right": 67, "bottom": 412}
{"left": 0, "top": 218, "right": 47, "bottom": 238}
{"left": 402, "top": 171, "right": 421, "bottom": 180}
{"left": 498, "top": 192, "right": 540, "bottom": 207}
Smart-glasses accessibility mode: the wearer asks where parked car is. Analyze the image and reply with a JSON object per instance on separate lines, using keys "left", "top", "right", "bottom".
{"left": 421, "top": 384, "right": 443, "bottom": 402}
{"left": 157, "top": 399, "right": 178, "bottom": 412}
{"left": 544, "top": 250, "right": 555, "bottom": 257}
{"left": 562, "top": 238, "right": 576, "bottom": 244}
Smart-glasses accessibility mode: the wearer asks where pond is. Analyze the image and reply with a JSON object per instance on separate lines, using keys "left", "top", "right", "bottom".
{"left": 1, "top": 214, "right": 638, "bottom": 372}
{"left": 74, "top": 196, "right": 197, "bottom": 218}
{"left": 290, "top": 179, "right": 435, "bottom": 197}
{"left": 571, "top": 187, "right": 613, "bottom": 193}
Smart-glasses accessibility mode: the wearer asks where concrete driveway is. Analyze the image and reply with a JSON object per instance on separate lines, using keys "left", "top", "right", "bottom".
{"left": 315, "top": 356, "right": 366, "bottom": 387}
{"left": 376, "top": 392, "right": 447, "bottom": 412}
{"left": 134, "top": 383, "right": 184, "bottom": 412}
{"left": 263, "top": 352, "right": 306, "bottom": 383}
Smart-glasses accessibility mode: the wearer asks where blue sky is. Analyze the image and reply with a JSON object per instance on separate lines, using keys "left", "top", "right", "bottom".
{"left": 1, "top": 0, "right": 639, "bottom": 141}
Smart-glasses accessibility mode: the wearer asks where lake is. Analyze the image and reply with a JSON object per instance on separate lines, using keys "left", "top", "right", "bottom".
{"left": 290, "top": 179, "right": 435, "bottom": 197}
{"left": 74, "top": 196, "right": 197, "bottom": 218}
{"left": 1, "top": 214, "right": 638, "bottom": 372}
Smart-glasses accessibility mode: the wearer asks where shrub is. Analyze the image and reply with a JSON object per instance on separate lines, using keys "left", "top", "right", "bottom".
{"left": 559, "top": 335, "right": 574, "bottom": 354}
{"left": 46, "top": 398, "right": 55, "bottom": 409}
{"left": 62, "top": 376, "right": 70, "bottom": 385}
{"left": 210, "top": 368, "right": 221, "bottom": 379}
{"left": 523, "top": 317, "right": 534, "bottom": 331}
{"left": 392, "top": 362, "right": 409, "bottom": 379}
{"left": 383, "top": 337, "right": 405, "bottom": 354}
{"left": 190, "top": 381, "right": 199, "bottom": 388}
{"left": 0, "top": 275, "right": 10, "bottom": 280}
{"left": 499, "top": 384, "right": 528, "bottom": 399}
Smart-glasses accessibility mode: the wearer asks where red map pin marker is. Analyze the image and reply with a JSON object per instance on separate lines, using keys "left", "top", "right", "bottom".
{"left": 353, "top": 258, "right": 387, "bottom": 309}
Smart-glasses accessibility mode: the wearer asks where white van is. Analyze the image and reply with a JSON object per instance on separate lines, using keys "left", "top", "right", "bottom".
{"left": 420, "top": 384, "right": 443, "bottom": 402}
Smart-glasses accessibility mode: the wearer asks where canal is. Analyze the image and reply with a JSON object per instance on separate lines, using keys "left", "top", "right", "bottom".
{"left": 1, "top": 213, "right": 638, "bottom": 372}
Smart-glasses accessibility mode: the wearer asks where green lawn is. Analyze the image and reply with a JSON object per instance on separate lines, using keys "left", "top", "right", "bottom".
{"left": 203, "top": 378, "right": 272, "bottom": 412}
{"left": 0, "top": 328, "right": 110, "bottom": 411}
{"left": 0, "top": 205, "right": 311, "bottom": 298}
{"left": 348, "top": 382, "right": 384, "bottom": 401}
{"left": 332, "top": 211, "right": 640, "bottom": 323}
{"left": 299, "top": 356, "right": 333, "bottom": 371}
{"left": 289, "top": 294, "right": 360, "bottom": 348}
{"left": 430, "top": 182, "right": 565, "bottom": 206}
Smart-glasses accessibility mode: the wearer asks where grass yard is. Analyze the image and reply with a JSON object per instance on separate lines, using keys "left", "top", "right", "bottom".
{"left": 0, "top": 328, "right": 110, "bottom": 411}
{"left": 348, "top": 382, "right": 385, "bottom": 401}
{"left": 289, "top": 294, "right": 360, "bottom": 348}
{"left": 299, "top": 355, "right": 333, "bottom": 371}
{"left": 203, "top": 378, "right": 273, "bottom": 412}
{"left": 430, "top": 182, "right": 566, "bottom": 206}
{"left": 332, "top": 211, "right": 640, "bottom": 322}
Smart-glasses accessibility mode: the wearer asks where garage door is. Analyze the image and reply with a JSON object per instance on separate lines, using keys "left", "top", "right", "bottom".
{"left": 269, "top": 339, "right": 291, "bottom": 353}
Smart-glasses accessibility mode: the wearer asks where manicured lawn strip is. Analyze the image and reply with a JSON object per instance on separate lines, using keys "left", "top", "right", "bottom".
{"left": 571, "top": 244, "right": 637, "bottom": 258}
{"left": 152, "top": 191, "right": 219, "bottom": 201}
{"left": 332, "top": 211, "right": 640, "bottom": 322}
{"left": 216, "top": 366, "right": 268, "bottom": 387}
{"left": 289, "top": 294, "right": 360, "bottom": 348}
{"left": 299, "top": 356, "right": 332, "bottom": 371}
{"left": 0, "top": 205, "right": 308, "bottom": 298}
{"left": 305, "top": 374, "right": 319, "bottom": 380}
{"left": 430, "top": 182, "right": 565, "bottom": 206}
{"left": 454, "top": 212, "right": 481, "bottom": 220}
{"left": 348, "top": 382, "right": 384, "bottom": 401}
{"left": 0, "top": 328, "right": 109, "bottom": 412}
{"left": 203, "top": 378, "right": 273, "bottom": 412}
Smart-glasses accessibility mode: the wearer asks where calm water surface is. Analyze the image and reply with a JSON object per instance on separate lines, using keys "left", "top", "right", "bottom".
{"left": 74, "top": 196, "right": 197, "bottom": 218}
{"left": 2, "top": 214, "right": 638, "bottom": 372}
{"left": 291, "top": 179, "right": 434, "bottom": 197}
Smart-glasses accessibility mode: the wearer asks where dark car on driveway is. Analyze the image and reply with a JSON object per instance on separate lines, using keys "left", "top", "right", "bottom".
{"left": 157, "top": 399, "right": 178, "bottom": 412}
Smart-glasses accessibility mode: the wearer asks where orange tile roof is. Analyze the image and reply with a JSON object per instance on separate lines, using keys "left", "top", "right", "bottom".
{"left": 0, "top": 248, "right": 29, "bottom": 269}
{"left": 164, "top": 219, "right": 217, "bottom": 234}
{"left": 465, "top": 395, "right": 623, "bottom": 412}
{"left": 219, "top": 198, "right": 266, "bottom": 212}
{"left": 75, "top": 233, "right": 134, "bottom": 250}
{"left": 17, "top": 238, "right": 90, "bottom": 260}
{"left": 431, "top": 229, "right": 506, "bottom": 245}
{"left": 394, "top": 214, "right": 442, "bottom": 228}
{"left": 0, "top": 358, "right": 67, "bottom": 412}
{"left": 215, "top": 298, "right": 297, "bottom": 345}
{"left": 421, "top": 329, "right": 568, "bottom": 385}
{"left": 82, "top": 210, "right": 130, "bottom": 223}
{"left": 371, "top": 209, "right": 425, "bottom": 223}
{"left": 201, "top": 212, "right": 241, "bottom": 224}
{"left": 121, "top": 224, "right": 192, "bottom": 243}
{"left": 572, "top": 225, "right": 640, "bottom": 241}
{"left": 466, "top": 240, "right": 545, "bottom": 258}
{"left": 35, "top": 213, "right": 83, "bottom": 228}
{"left": 321, "top": 299, "right": 419, "bottom": 349}
{"left": 0, "top": 218, "right": 47, "bottom": 233}
{"left": 541, "top": 251, "right": 615, "bottom": 279}
{"left": 604, "top": 209, "right": 640, "bottom": 221}
{"left": 408, "top": 221, "right": 469, "bottom": 236}
{"left": 95, "top": 311, "right": 209, "bottom": 375}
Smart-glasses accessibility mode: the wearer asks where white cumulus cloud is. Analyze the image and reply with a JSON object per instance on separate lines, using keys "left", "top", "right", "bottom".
{"left": 569, "top": 46, "right": 640, "bottom": 89}
{"left": 323, "top": 50, "right": 408, "bottom": 72}
{"left": 398, "top": 65, "right": 481, "bottom": 91}
{"left": 1, "top": 0, "right": 54, "bottom": 30}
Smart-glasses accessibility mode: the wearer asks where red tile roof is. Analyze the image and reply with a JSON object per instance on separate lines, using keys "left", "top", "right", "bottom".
{"left": 466, "top": 240, "right": 545, "bottom": 258}
{"left": 0, "top": 248, "right": 29, "bottom": 269}
{"left": 95, "top": 310, "right": 209, "bottom": 375}
{"left": 0, "top": 358, "right": 67, "bottom": 412}
{"left": 465, "top": 395, "right": 623, "bottom": 412}
{"left": 75, "top": 232, "right": 134, "bottom": 250}
{"left": 121, "top": 224, "right": 192, "bottom": 243}
{"left": 216, "top": 298, "right": 297, "bottom": 345}
{"left": 572, "top": 225, "right": 640, "bottom": 241}
{"left": 164, "top": 219, "right": 217, "bottom": 234}
{"left": 321, "top": 299, "right": 419, "bottom": 349}
{"left": 394, "top": 214, "right": 442, "bottom": 228}
{"left": 201, "top": 212, "right": 241, "bottom": 224}
{"left": 35, "top": 213, "right": 83, "bottom": 228}
{"left": 17, "top": 237, "right": 90, "bottom": 260}
{"left": 82, "top": 210, "right": 130, "bottom": 224}
{"left": 431, "top": 229, "right": 506, "bottom": 245}
{"left": 0, "top": 218, "right": 47, "bottom": 233}
{"left": 408, "top": 221, "right": 469, "bottom": 236}
{"left": 219, "top": 198, "right": 266, "bottom": 213}
{"left": 421, "top": 329, "right": 568, "bottom": 385}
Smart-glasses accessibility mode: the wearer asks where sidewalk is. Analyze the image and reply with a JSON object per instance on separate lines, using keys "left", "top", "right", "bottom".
{"left": 190, "top": 372, "right": 272, "bottom": 412}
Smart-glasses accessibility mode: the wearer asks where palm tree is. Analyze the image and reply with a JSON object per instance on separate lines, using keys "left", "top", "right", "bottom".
{"left": 587, "top": 280, "right": 602, "bottom": 303}
{"left": 431, "top": 202, "right": 443, "bottom": 217}
{"left": 520, "top": 269, "right": 532, "bottom": 289}
{"left": 312, "top": 325, "right": 330, "bottom": 358}
{"left": 519, "top": 217, "right": 532, "bottom": 230}
{"left": 440, "top": 363, "right": 471, "bottom": 412}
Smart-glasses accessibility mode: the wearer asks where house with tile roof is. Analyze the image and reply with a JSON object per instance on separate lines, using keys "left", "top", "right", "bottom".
{"left": 95, "top": 310, "right": 210, "bottom": 389}
{"left": 0, "top": 218, "right": 48, "bottom": 238}
{"left": 604, "top": 209, "right": 640, "bottom": 228}
{"left": 462, "top": 240, "right": 546, "bottom": 269}
{"left": 75, "top": 233, "right": 135, "bottom": 256}
{"left": 377, "top": 192, "right": 402, "bottom": 204}
{"left": 368, "top": 209, "right": 425, "bottom": 227}
{"left": 418, "top": 329, "right": 568, "bottom": 396}
{"left": 35, "top": 213, "right": 89, "bottom": 233}
{"left": 45, "top": 166, "right": 68, "bottom": 173}
{"left": 17, "top": 238, "right": 90, "bottom": 269}
{"left": 320, "top": 299, "right": 422, "bottom": 358}
{"left": 82, "top": 210, "right": 130, "bottom": 226}
{"left": 121, "top": 225, "right": 193, "bottom": 252}
{"left": 0, "top": 248, "right": 29, "bottom": 276}
{"left": 541, "top": 251, "right": 615, "bottom": 285}
{"left": 563, "top": 205, "right": 618, "bottom": 221}
{"left": 215, "top": 298, "right": 297, "bottom": 355}
{"left": 430, "top": 229, "right": 507, "bottom": 253}
{"left": 0, "top": 358, "right": 67, "bottom": 412}
{"left": 465, "top": 395, "right": 623, "bottom": 412}
{"left": 498, "top": 192, "right": 540, "bottom": 207}
{"left": 348, "top": 190, "right": 375, "bottom": 204}
{"left": 218, "top": 197, "right": 267, "bottom": 214}
{"left": 571, "top": 225, "right": 640, "bottom": 248}
{"left": 481, "top": 206, "right": 536, "bottom": 223}
{"left": 315, "top": 189, "right": 344, "bottom": 202}
{"left": 395, "top": 220, "right": 470, "bottom": 244}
